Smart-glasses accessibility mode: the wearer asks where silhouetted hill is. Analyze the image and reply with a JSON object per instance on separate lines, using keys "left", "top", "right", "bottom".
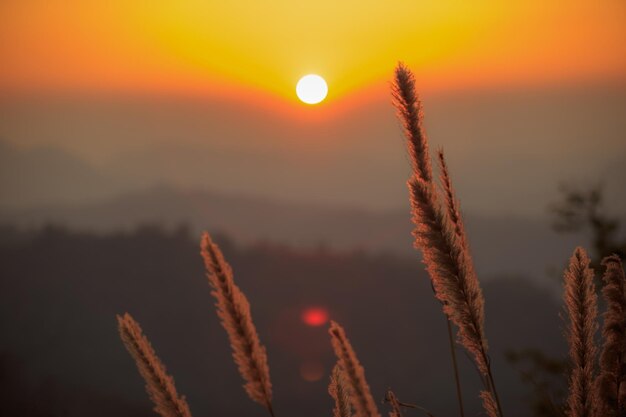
{"left": 0, "top": 226, "right": 566, "bottom": 417}
{"left": 0, "top": 140, "right": 137, "bottom": 208}
{"left": 3, "top": 87, "right": 626, "bottom": 216}
{"left": 0, "top": 185, "right": 583, "bottom": 282}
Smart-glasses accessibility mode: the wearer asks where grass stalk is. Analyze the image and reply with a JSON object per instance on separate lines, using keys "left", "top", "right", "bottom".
{"left": 563, "top": 247, "right": 598, "bottom": 417}
{"left": 596, "top": 255, "right": 626, "bottom": 417}
{"left": 329, "top": 321, "right": 381, "bottom": 417}
{"left": 117, "top": 313, "right": 192, "bottom": 417}
{"left": 200, "top": 232, "right": 274, "bottom": 417}
{"left": 446, "top": 318, "right": 466, "bottom": 417}
{"left": 329, "top": 364, "right": 352, "bottom": 417}
{"left": 392, "top": 62, "right": 503, "bottom": 417}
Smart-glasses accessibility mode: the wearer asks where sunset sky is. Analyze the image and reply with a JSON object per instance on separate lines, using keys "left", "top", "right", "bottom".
{"left": 2, "top": 1, "right": 625, "bottom": 101}
{"left": 1, "top": 1, "right": 625, "bottom": 216}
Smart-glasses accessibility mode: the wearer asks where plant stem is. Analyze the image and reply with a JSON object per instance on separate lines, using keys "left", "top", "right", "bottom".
{"left": 481, "top": 349, "right": 504, "bottom": 417}
{"left": 446, "top": 319, "right": 465, "bottom": 417}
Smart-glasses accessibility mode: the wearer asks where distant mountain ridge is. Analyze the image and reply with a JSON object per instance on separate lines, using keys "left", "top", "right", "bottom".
{"left": 0, "top": 140, "right": 140, "bottom": 208}
{"left": 0, "top": 184, "right": 584, "bottom": 282}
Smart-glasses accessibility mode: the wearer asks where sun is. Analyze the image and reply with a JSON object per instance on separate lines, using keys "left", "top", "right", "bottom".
{"left": 296, "top": 74, "right": 328, "bottom": 104}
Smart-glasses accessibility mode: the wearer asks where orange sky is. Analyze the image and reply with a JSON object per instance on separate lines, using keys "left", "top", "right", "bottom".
{"left": 1, "top": 0, "right": 625, "bottom": 105}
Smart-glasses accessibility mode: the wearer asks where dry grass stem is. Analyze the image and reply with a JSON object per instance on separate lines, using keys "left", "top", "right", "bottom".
{"left": 564, "top": 247, "right": 598, "bottom": 417}
{"left": 391, "top": 62, "right": 433, "bottom": 183}
{"left": 329, "top": 364, "right": 353, "bottom": 417}
{"left": 396, "top": 65, "right": 487, "bottom": 375}
{"left": 117, "top": 313, "right": 192, "bottom": 417}
{"left": 200, "top": 232, "right": 274, "bottom": 415}
{"left": 406, "top": 176, "right": 487, "bottom": 372}
{"left": 439, "top": 148, "right": 470, "bottom": 417}
{"left": 329, "top": 321, "right": 381, "bottom": 417}
{"left": 393, "top": 62, "right": 500, "bottom": 416}
{"left": 437, "top": 149, "right": 467, "bottom": 246}
{"left": 480, "top": 390, "right": 499, "bottom": 417}
{"left": 596, "top": 255, "right": 626, "bottom": 417}
{"left": 445, "top": 317, "right": 466, "bottom": 417}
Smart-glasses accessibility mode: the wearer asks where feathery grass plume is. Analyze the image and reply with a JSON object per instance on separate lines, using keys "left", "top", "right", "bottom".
{"left": 393, "top": 64, "right": 485, "bottom": 372}
{"left": 329, "top": 321, "right": 381, "bottom": 417}
{"left": 596, "top": 255, "right": 626, "bottom": 417}
{"left": 392, "top": 63, "right": 501, "bottom": 417}
{"left": 392, "top": 62, "right": 433, "bottom": 183}
{"left": 200, "top": 232, "right": 274, "bottom": 416}
{"left": 437, "top": 149, "right": 467, "bottom": 245}
{"left": 564, "top": 247, "right": 598, "bottom": 417}
{"left": 117, "top": 313, "right": 192, "bottom": 417}
{"left": 329, "top": 364, "right": 352, "bottom": 417}
{"left": 480, "top": 390, "right": 499, "bottom": 417}
{"left": 439, "top": 148, "right": 470, "bottom": 417}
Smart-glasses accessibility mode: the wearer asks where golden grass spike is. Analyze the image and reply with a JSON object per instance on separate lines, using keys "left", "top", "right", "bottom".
{"left": 392, "top": 62, "right": 433, "bottom": 184}
{"left": 200, "top": 232, "right": 274, "bottom": 416}
{"left": 393, "top": 62, "right": 501, "bottom": 417}
{"left": 329, "top": 364, "right": 352, "bottom": 417}
{"left": 117, "top": 313, "right": 192, "bottom": 417}
{"left": 596, "top": 255, "right": 626, "bottom": 417}
{"left": 408, "top": 173, "right": 487, "bottom": 374}
{"left": 329, "top": 321, "right": 381, "bottom": 417}
{"left": 480, "top": 390, "right": 499, "bottom": 417}
{"left": 564, "top": 247, "right": 598, "bottom": 417}
{"left": 437, "top": 149, "right": 466, "bottom": 245}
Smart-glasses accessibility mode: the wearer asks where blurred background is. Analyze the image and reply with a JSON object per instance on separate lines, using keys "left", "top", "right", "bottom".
{"left": 1, "top": 1, "right": 625, "bottom": 416}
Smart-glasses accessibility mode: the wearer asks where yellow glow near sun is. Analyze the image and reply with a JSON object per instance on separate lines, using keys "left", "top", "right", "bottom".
{"left": 296, "top": 74, "right": 328, "bottom": 104}
{"left": 1, "top": 1, "right": 625, "bottom": 100}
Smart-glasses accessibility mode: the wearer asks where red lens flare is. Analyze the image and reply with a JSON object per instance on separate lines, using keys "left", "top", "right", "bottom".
{"left": 301, "top": 307, "right": 329, "bottom": 327}
{"left": 299, "top": 360, "right": 325, "bottom": 382}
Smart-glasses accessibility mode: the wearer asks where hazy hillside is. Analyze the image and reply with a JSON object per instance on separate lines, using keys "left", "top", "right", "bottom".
{"left": 0, "top": 138, "right": 609, "bottom": 283}
{"left": 0, "top": 185, "right": 584, "bottom": 283}
{"left": 0, "top": 140, "right": 140, "bottom": 208}
{"left": 2, "top": 86, "right": 626, "bottom": 216}
{"left": 0, "top": 226, "right": 566, "bottom": 417}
